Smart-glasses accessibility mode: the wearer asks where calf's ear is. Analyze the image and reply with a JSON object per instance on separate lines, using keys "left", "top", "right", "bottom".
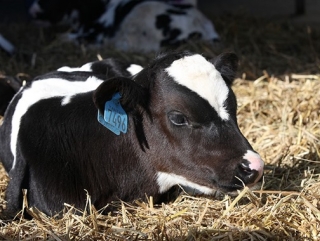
{"left": 93, "top": 77, "right": 149, "bottom": 114}
{"left": 211, "top": 53, "right": 238, "bottom": 86}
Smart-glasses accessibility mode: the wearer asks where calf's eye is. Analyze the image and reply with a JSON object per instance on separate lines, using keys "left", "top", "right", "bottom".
{"left": 168, "top": 111, "right": 189, "bottom": 126}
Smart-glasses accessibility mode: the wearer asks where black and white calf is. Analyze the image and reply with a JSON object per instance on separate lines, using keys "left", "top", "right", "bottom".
{"left": 28, "top": 0, "right": 219, "bottom": 52}
{"left": 0, "top": 51, "right": 264, "bottom": 218}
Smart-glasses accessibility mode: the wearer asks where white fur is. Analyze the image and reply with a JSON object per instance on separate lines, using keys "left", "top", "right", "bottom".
{"left": 61, "top": 95, "right": 72, "bottom": 105}
{"left": 166, "top": 54, "right": 229, "bottom": 120}
{"left": 57, "top": 62, "right": 93, "bottom": 72}
{"left": 156, "top": 172, "right": 215, "bottom": 195}
{"left": 110, "top": 2, "right": 219, "bottom": 52}
{"left": 127, "top": 64, "right": 143, "bottom": 76}
{"left": 169, "top": 8, "right": 219, "bottom": 41}
{"left": 10, "top": 76, "right": 103, "bottom": 169}
{"left": 243, "top": 150, "right": 264, "bottom": 181}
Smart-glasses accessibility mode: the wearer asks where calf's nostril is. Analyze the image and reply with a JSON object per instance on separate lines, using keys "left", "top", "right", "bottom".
{"left": 239, "top": 162, "right": 253, "bottom": 174}
{"left": 237, "top": 161, "right": 260, "bottom": 185}
{"left": 241, "top": 150, "right": 265, "bottom": 184}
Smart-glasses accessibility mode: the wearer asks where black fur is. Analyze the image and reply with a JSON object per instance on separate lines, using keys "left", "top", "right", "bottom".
{"left": 0, "top": 52, "right": 262, "bottom": 219}
{"left": 212, "top": 53, "right": 239, "bottom": 86}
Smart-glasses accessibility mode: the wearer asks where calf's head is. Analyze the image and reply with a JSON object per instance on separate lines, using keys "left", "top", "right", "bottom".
{"left": 94, "top": 51, "right": 264, "bottom": 196}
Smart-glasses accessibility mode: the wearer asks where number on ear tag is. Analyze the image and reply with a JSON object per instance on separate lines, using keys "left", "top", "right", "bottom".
{"left": 97, "top": 111, "right": 120, "bottom": 135}
{"left": 97, "top": 92, "right": 128, "bottom": 135}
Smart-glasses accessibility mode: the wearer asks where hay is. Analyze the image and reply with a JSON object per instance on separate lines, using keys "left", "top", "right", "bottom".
{"left": 0, "top": 15, "right": 320, "bottom": 240}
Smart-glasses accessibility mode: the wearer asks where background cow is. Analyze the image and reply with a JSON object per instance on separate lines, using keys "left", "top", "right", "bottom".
{"left": 0, "top": 51, "right": 264, "bottom": 219}
{"left": 28, "top": 0, "right": 219, "bottom": 52}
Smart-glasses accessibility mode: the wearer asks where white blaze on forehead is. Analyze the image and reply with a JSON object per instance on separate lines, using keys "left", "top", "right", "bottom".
{"left": 156, "top": 172, "right": 215, "bottom": 195}
{"left": 165, "top": 54, "right": 230, "bottom": 120}
{"left": 10, "top": 76, "right": 103, "bottom": 169}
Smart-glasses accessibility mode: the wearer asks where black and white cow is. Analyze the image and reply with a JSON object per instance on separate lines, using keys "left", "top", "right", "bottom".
{"left": 0, "top": 51, "right": 264, "bottom": 218}
{"left": 28, "top": 0, "right": 219, "bottom": 52}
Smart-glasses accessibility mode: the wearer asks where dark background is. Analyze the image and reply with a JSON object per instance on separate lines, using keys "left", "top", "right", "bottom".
{"left": 0, "top": 0, "right": 319, "bottom": 25}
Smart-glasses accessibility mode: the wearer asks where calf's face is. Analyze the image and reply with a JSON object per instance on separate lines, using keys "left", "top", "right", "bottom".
{"left": 148, "top": 53, "right": 263, "bottom": 194}
{"left": 94, "top": 52, "right": 264, "bottom": 196}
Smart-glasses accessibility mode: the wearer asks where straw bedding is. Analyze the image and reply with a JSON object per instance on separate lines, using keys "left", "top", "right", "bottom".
{"left": 0, "top": 15, "right": 319, "bottom": 240}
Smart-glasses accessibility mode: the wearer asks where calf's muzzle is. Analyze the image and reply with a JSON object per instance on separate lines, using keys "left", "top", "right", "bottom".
{"left": 236, "top": 150, "right": 264, "bottom": 187}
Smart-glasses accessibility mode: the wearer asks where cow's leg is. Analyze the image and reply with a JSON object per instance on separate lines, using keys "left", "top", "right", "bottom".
{"left": 1, "top": 152, "right": 27, "bottom": 220}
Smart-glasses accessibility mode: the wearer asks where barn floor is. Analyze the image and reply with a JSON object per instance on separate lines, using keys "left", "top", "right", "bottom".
{"left": 0, "top": 12, "right": 320, "bottom": 240}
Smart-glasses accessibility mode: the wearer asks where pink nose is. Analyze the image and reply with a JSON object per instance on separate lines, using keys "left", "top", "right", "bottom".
{"left": 243, "top": 150, "right": 264, "bottom": 183}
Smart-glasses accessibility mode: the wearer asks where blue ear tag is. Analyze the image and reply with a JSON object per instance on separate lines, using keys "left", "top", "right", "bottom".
{"left": 97, "top": 93, "right": 128, "bottom": 135}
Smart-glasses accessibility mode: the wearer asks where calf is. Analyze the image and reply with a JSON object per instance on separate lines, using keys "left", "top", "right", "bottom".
{"left": 0, "top": 51, "right": 264, "bottom": 218}
{"left": 28, "top": 0, "right": 219, "bottom": 52}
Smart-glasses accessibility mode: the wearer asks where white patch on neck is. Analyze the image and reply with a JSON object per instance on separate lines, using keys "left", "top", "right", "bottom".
{"left": 59, "top": 77, "right": 103, "bottom": 105}
{"left": 127, "top": 64, "right": 143, "bottom": 76}
{"left": 165, "top": 54, "right": 229, "bottom": 120}
{"left": 57, "top": 62, "right": 93, "bottom": 72}
{"left": 10, "top": 76, "right": 103, "bottom": 169}
{"left": 156, "top": 172, "right": 215, "bottom": 195}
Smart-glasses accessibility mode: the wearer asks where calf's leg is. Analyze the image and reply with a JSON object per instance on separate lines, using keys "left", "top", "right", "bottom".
{"left": 1, "top": 152, "right": 27, "bottom": 220}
